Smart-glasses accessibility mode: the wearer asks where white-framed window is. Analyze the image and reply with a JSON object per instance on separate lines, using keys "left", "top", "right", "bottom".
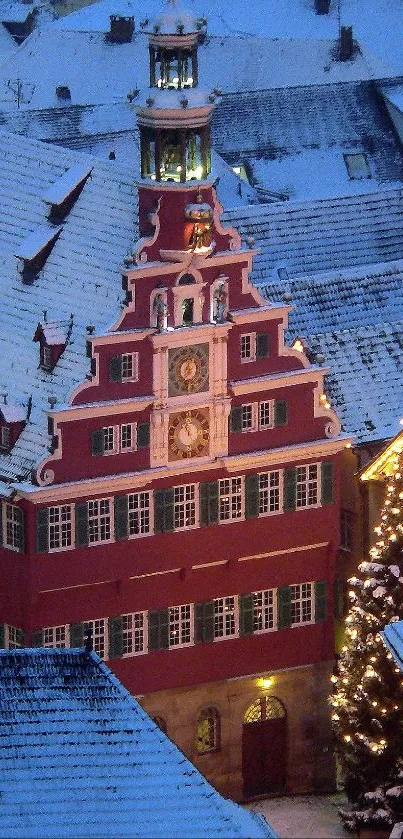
{"left": 84, "top": 618, "right": 107, "bottom": 659}
{"left": 290, "top": 582, "right": 314, "bottom": 625}
{"left": 88, "top": 498, "right": 113, "bottom": 544}
{"left": 103, "top": 425, "right": 118, "bottom": 454}
{"left": 168, "top": 604, "right": 193, "bottom": 647}
{"left": 4, "top": 503, "right": 23, "bottom": 551}
{"left": 43, "top": 625, "right": 68, "bottom": 648}
{"left": 122, "top": 612, "right": 147, "bottom": 656}
{"left": 121, "top": 352, "right": 139, "bottom": 381}
{"left": 0, "top": 426, "right": 10, "bottom": 449}
{"left": 120, "top": 423, "right": 136, "bottom": 452}
{"left": 128, "top": 492, "right": 152, "bottom": 537}
{"left": 241, "top": 403, "right": 257, "bottom": 432}
{"left": 6, "top": 625, "right": 23, "bottom": 649}
{"left": 42, "top": 345, "right": 53, "bottom": 370}
{"left": 258, "top": 470, "right": 282, "bottom": 515}
{"left": 259, "top": 400, "right": 274, "bottom": 430}
{"left": 48, "top": 504, "right": 74, "bottom": 551}
{"left": 296, "top": 464, "right": 319, "bottom": 509}
{"left": 218, "top": 477, "right": 244, "bottom": 522}
{"left": 253, "top": 589, "right": 276, "bottom": 632}
{"left": 174, "top": 484, "right": 197, "bottom": 530}
{"left": 240, "top": 332, "right": 256, "bottom": 362}
{"left": 214, "top": 596, "right": 238, "bottom": 639}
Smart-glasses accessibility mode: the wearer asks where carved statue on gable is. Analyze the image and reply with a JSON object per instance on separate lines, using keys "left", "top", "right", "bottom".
{"left": 153, "top": 293, "right": 167, "bottom": 330}
{"left": 214, "top": 282, "right": 227, "bottom": 322}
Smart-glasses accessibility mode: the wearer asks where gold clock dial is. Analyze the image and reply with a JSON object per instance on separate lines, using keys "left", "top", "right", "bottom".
{"left": 168, "top": 409, "right": 210, "bottom": 460}
{"left": 168, "top": 344, "right": 209, "bottom": 396}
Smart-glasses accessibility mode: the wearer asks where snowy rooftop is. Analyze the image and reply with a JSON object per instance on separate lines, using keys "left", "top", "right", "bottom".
{"left": 381, "top": 621, "right": 403, "bottom": 671}
{"left": 0, "top": 648, "right": 274, "bottom": 839}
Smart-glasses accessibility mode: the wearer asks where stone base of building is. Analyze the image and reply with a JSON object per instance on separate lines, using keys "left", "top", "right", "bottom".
{"left": 138, "top": 659, "right": 336, "bottom": 801}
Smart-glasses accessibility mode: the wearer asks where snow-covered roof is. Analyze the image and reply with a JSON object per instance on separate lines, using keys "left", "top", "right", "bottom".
{"left": 39, "top": 319, "right": 71, "bottom": 346}
{"left": 0, "top": 648, "right": 275, "bottom": 838}
{"left": 152, "top": 0, "right": 199, "bottom": 36}
{"left": 0, "top": 20, "right": 17, "bottom": 60}
{"left": 42, "top": 161, "right": 93, "bottom": 205}
{"left": 381, "top": 621, "right": 403, "bottom": 671}
{"left": 0, "top": 401, "right": 26, "bottom": 422}
{"left": 14, "top": 223, "right": 62, "bottom": 260}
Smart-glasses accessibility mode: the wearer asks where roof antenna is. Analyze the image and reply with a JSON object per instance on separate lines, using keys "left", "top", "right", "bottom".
{"left": 84, "top": 625, "right": 93, "bottom": 654}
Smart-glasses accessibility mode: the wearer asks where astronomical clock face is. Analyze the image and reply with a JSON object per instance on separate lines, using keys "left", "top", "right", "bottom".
{"left": 168, "top": 344, "right": 209, "bottom": 397}
{"left": 168, "top": 409, "right": 210, "bottom": 461}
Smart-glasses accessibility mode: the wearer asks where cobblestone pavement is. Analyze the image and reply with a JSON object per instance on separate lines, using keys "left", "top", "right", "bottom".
{"left": 246, "top": 793, "right": 357, "bottom": 838}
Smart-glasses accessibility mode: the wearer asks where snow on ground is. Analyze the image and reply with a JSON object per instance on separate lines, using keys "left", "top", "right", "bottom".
{"left": 247, "top": 793, "right": 357, "bottom": 839}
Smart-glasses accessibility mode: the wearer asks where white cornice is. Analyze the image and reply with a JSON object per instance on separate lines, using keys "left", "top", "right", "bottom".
{"left": 123, "top": 248, "right": 255, "bottom": 279}
{"left": 230, "top": 305, "right": 292, "bottom": 324}
{"left": 230, "top": 367, "right": 327, "bottom": 395}
{"left": 151, "top": 322, "right": 232, "bottom": 348}
{"left": 50, "top": 396, "right": 154, "bottom": 423}
{"left": 91, "top": 329, "right": 154, "bottom": 346}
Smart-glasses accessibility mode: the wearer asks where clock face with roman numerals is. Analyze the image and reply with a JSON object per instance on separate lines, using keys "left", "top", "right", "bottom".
{"left": 168, "top": 409, "right": 210, "bottom": 461}
{"left": 168, "top": 344, "right": 209, "bottom": 397}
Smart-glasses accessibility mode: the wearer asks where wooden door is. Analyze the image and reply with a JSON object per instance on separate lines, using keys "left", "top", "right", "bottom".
{"left": 242, "top": 715, "right": 287, "bottom": 798}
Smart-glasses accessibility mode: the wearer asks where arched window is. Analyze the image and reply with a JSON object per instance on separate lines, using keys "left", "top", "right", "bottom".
{"left": 196, "top": 707, "right": 220, "bottom": 753}
{"left": 244, "top": 696, "right": 285, "bottom": 723}
{"left": 153, "top": 716, "right": 167, "bottom": 734}
{"left": 178, "top": 273, "right": 196, "bottom": 286}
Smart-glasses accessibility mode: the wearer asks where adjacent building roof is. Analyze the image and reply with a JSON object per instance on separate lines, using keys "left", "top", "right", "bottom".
{"left": 381, "top": 621, "right": 403, "bottom": 672}
{"left": 0, "top": 648, "right": 275, "bottom": 838}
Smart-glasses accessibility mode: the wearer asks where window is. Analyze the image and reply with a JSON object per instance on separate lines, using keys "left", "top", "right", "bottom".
{"left": 241, "top": 404, "right": 256, "bottom": 431}
{"left": 128, "top": 492, "right": 151, "bottom": 537}
{"left": 92, "top": 423, "right": 140, "bottom": 456}
{"left": 120, "top": 423, "right": 136, "bottom": 452}
{"left": 6, "top": 625, "right": 23, "bottom": 649}
{"left": 43, "top": 625, "right": 68, "bottom": 648}
{"left": 169, "top": 604, "right": 193, "bottom": 647}
{"left": 258, "top": 471, "right": 282, "bottom": 515}
{"left": 296, "top": 464, "right": 319, "bottom": 509}
{"left": 196, "top": 708, "right": 220, "bottom": 753}
{"left": 340, "top": 509, "right": 353, "bottom": 551}
{"left": 174, "top": 484, "right": 197, "bottom": 529}
{"left": 88, "top": 498, "right": 112, "bottom": 544}
{"left": 0, "top": 426, "right": 10, "bottom": 449}
{"left": 214, "top": 596, "right": 238, "bottom": 638}
{"left": 240, "top": 333, "right": 255, "bottom": 362}
{"left": 218, "top": 477, "right": 243, "bottom": 522}
{"left": 4, "top": 503, "right": 24, "bottom": 551}
{"left": 122, "top": 612, "right": 147, "bottom": 655}
{"left": 290, "top": 583, "right": 314, "bottom": 625}
{"left": 48, "top": 505, "right": 73, "bottom": 550}
{"left": 253, "top": 589, "right": 276, "bottom": 632}
{"left": 103, "top": 425, "right": 118, "bottom": 454}
{"left": 84, "top": 619, "right": 107, "bottom": 659}
{"left": 259, "top": 400, "right": 273, "bottom": 430}
{"left": 121, "top": 352, "right": 139, "bottom": 381}
{"left": 344, "top": 152, "right": 371, "bottom": 180}
{"left": 42, "top": 345, "right": 53, "bottom": 370}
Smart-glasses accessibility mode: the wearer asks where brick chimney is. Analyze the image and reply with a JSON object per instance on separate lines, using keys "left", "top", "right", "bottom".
{"left": 339, "top": 25, "right": 354, "bottom": 60}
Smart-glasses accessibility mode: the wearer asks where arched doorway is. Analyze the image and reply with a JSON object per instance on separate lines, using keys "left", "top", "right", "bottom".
{"left": 242, "top": 696, "right": 287, "bottom": 799}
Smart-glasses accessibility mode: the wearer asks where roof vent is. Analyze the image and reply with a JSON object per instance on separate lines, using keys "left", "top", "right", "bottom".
{"left": 107, "top": 15, "right": 134, "bottom": 43}
{"left": 56, "top": 85, "right": 71, "bottom": 101}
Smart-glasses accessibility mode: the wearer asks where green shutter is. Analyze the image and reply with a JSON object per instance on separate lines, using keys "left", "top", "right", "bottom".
{"left": 195, "top": 601, "right": 215, "bottom": 643}
{"left": 108, "top": 616, "right": 124, "bottom": 658}
{"left": 31, "top": 630, "right": 43, "bottom": 647}
{"left": 154, "top": 490, "right": 165, "bottom": 534}
{"left": 163, "top": 488, "right": 174, "bottom": 532}
{"left": 321, "top": 461, "right": 334, "bottom": 505}
{"left": 115, "top": 495, "right": 128, "bottom": 541}
{"left": 334, "top": 580, "right": 345, "bottom": 620}
{"left": 75, "top": 503, "right": 88, "bottom": 547}
{"left": 109, "top": 355, "right": 122, "bottom": 382}
{"left": 16, "top": 628, "right": 25, "bottom": 647}
{"left": 91, "top": 428, "right": 104, "bottom": 456}
{"left": 278, "top": 586, "right": 292, "bottom": 629}
{"left": 148, "top": 609, "right": 169, "bottom": 650}
{"left": 199, "top": 481, "right": 219, "bottom": 526}
{"left": 230, "top": 406, "right": 243, "bottom": 433}
{"left": 36, "top": 508, "right": 49, "bottom": 553}
{"left": 0, "top": 624, "right": 5, "bottom": 648}
{"left": 245, "top": 473, "right": 259, "bottom": 519}
{"left": 315, "top": 580, "right": 327, "bottom": 622}
{"left": 274, "top": 400, "right": 288, "bottom": 427}
{"left": 70, "top": 623, "right": 84, "bottom": 647}
{"left": 284, "top": 467, "right": 296, "bottom": 511}
{"left": 137, "top": 422, "right": 150, "bottom": 449}
{"left": 239, "top": 593, "right": 254, "bottom": 635}
{"left": 256, "top": 332, "right": 269, "bottom": 358}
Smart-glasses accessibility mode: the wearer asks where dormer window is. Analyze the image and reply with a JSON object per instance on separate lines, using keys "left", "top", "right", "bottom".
{"left": 42, "top": 163, "right": 93, "bottom": 224}
{"left": 42, "top": 344, "right": 53, "bottom": 371}
{"left": 15, "top": 225, "right": 62, "bottom": 284}
{"left": 0, "top": 400, "right": 27, "bottom": 452}
{"left": 33, "top": 317, "right": 72, "bottom": 372}
{"left": 0, "top": 426, "right": 10, "bottom": 451}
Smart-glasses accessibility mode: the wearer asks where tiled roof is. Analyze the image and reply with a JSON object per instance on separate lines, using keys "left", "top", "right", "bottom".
{"left": 0, "top": 648, "right": 274, "bottom": 838}
{"left": 381, "top": 620, "right": 403, "bottom": 671}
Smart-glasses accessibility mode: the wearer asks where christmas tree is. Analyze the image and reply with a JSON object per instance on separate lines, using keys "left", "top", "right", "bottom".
{"left": 330, "top": 446, "right": 403, "bottom": 808}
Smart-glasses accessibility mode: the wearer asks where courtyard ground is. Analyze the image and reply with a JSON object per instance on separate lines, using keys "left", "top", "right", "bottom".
{"left": 247, "top": 793, "right": 357, "bottom": 839}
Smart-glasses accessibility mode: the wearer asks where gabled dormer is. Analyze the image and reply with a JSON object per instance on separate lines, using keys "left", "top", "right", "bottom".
{"left": 33, "top": 315, "right": 73, "bottom": 372}
{"left": 42, "top": 163, "right": 93, "bottom": 224}
{"left": 15, "top": 224, "right": 62, "bottom": 284}
{"left": 0, "top": 397, "right": 30, "bottom": 452}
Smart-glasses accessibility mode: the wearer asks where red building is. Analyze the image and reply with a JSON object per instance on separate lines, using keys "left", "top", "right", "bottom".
{"left": 0, "top": 1, "right": 351, "bottom": 799}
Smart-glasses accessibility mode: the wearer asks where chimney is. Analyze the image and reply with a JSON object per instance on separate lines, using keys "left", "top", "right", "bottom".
{"left": 108, "top": 15, "right": 134, "bottom": 43}
{"left": 314, "top": 0, "right": 330, "bottom": 14}
{"left": 339, "top": 25, "right": 354, "bottom": 60}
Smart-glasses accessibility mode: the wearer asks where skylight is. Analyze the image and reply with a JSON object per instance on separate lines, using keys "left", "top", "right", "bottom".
{"left": 344, "top": 153, "right": 371, "bottom": 180}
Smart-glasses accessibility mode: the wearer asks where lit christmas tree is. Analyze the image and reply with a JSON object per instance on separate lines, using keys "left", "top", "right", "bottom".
{"left": 330, "top": 447, "right": 403, "bottom": 816}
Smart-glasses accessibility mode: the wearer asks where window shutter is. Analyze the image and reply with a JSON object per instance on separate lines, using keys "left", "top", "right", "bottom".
{"left": 91, "top": 428, "right": 104, "bottom": 456}
{"left": 75, "top": 503, "right": 89, "bottom": 547}
{"left": 230, "top": 406, "right": 243, "bottom": 433}
{"left": 278, "top": 586, "right": 292, "bottom": 629}
{"left": 256, "top": 332, "right": 269, "bottom": 358}
{"left": 114, "top": 495, "right": 128, "bottom": 541}
{"left": 70, "top": 623, "right": 84, "bottom": 647}
{"left": 148, "top": 609, "right": 169, "bottom": 650}
{"left": 163, "top": 488, "right": 174, "bottom": 533}
{"left": 315, "top": 580, "right": 327, "bottom": 622}
{"left": 16, "top": 628, "right": 25, "bottom": 647}
{"left": 31, "top": 630, "right": 43, "bottom": 647}
{"left": 109, "top": 355, "right": 122, "bottom": 382}
{"left": 0, "top": 624, "right": 5, "bottom": 648}
{"left": 284, "top": 467, "right": 296, "bottom": 511}
{"left": 199, "top": 482, "right": 219, "bottom": 526}
{"left": 16, "top": 508, "right": 25, "bottom": 552}
{"left": 239, "top": 593, "right": 254, "bottom": 635}
{"left": 321, "top": 461, "right": 334, "bottom": 505}
{"left": 195, "top": 601, "right": 215, "bottom": 643}
{"left": 36, "top": 508, "right": 49, "bottom": 553}
{"left": 108, "top": 616, "right": 124, "bottom": 658}
{"left": 334, "top": 580, "right": 345, "bottom": 620}
{"left": 153, "top": 489, "right": 174, "bottom": 533}
{"left": 274, "top": 400, "right": 288, "bottom": 427}
{"left": 137, "top": 422, "right": 150, "bottom": 449}
{"left": 245, "top": 473, "right": 259, "bottom": 519}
